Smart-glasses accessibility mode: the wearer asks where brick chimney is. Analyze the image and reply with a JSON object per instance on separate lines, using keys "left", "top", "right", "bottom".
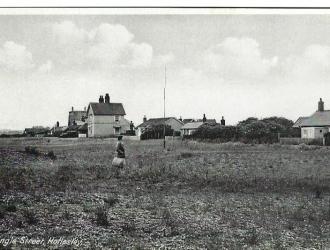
{"left": 221, "top": 116, "right": 225, "bottom": 126}
{"left": 318, "top": 98, "right": 324, "bottom": 112}
{"left": 105, "top": 93, "right": 110, "bottom": 103}
{"left": 99, "top": 95, "right": 104, "bottom": 103}
{"left": 71, "top": 106, "right": 74, "bottom": 111}
{"left": 143, "top": 115, "right": 147, "bottom": 123}
{"left": 202, "top": 114, "right": 207, "bottom": 123}
{"left": 56, "top": 121, "right": 59, "bottom": 127}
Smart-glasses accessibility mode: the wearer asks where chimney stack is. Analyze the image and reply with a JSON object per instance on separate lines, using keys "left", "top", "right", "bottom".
{"left": 56, "top": 121, "right": 59, "bottom": 127}
{"left": 84, "top": 106, "right": 86, "bottom": 112}
{"left": 202, "top": 114, "right": 207, "bottom": 123}
{"left": 143, "top": 115, "right": 147, "bottom": 123}
{"left": 71, "top": 106, "right": 74, "bottom": 111}
{"left": 99, "top": 95, "right": 104, "bottom": 103}
{"left": 105, "top": 93, "right": 110, "bottom": 103}
{"left": 221, "top": 116, "right": 225, "bottom": 126}
{"left": 179, "top": 116, "right": 182, "bottom": 122}
{"left": 318, "top": 98, "right": 324, "bottom": 112}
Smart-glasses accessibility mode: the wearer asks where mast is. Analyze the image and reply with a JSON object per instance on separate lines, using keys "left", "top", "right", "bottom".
{"left": 163, "top": 66, "right": 166, "bottom": 149}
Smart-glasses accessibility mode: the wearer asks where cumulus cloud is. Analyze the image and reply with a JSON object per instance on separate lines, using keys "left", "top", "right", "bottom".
{"left": 204, "top": 37, "right": 277, "bottom": 81}
{"left": 51, "top": 21, "right": 153, "bottom": 68}
{"left": 52, "top": 20, "right": 88, "bottom": 45}
{"left": 38, "top": 60, "right": 53, "bottom": 73}
{"left": 0, "top": 41, "right": 34, "bottom": 71}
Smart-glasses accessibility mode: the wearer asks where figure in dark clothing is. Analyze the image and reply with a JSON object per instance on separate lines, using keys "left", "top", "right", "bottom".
{"left": 116, "top": 135, "right": 125, "bottom": 158}
{"left": 112, "top": 136, "right": 126, "bottom": 176}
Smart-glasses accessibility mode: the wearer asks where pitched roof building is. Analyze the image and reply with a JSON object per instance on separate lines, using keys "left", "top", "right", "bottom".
{"left": 293, "top": 98, "right": 330, "bottom": 139}
{"left": 136, "top": 117, "right": 184, "bottom": 137}
{"left": 87, "top": 93, "right": 130, "bottom": 137}
{"left": 68, "top": 107, "right": 87, "bottom": 126}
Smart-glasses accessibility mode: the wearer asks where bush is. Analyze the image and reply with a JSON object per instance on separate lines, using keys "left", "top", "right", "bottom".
{"left": 47, "top": 151, "right": 56, "bottom": 160}
{"left": 141, "top": 124, "right": 174, "bottom": 140}
{"left": 23, "top": 209, "right": 38, "bottom": 224}
{"left": 95, "top": 206, "right": 109, "bottom": 227}
{"left": 187, "top": 116, "right": 295, "bottom": 144}
{"left": 25, "top": 146, "right": 40, "bottom": 156}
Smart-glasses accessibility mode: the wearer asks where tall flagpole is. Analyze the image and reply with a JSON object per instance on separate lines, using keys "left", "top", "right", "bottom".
{"left": 163, "top": 66, "right": 166, "bottom": 149}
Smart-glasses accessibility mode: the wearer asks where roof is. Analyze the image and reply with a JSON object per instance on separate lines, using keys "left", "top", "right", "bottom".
{"left": 296, "top": 111, "right": 330, "bottom": 127}
{"left": 183, "top": 119, "right": 195, "bottom": 124}
{"left": 78, "top": 123, "right": 88, "bottom": 132}
{"left": 136, "top": 117, "right": 183, "bottom": 128}
{"left": 87, "top": 102, "right": 126, "bottom": 116}
{"left": 69, "top": 110, "right": 86, "bottom": 119}
{"left": 293, "top": 116, "right": 309, "bottom": 128}
{"left": 181, "top": 122, "right": 204, "bottom": 130}
{"left": 196, "top": 119, "right": 217, "bottom": 124}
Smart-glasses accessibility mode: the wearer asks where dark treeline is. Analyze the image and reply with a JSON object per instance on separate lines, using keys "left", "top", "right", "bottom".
{"left": 185, "top": 117, "right": 300, "bottom": 144}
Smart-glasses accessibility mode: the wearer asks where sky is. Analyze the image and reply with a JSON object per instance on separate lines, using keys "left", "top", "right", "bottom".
{"left": 2, "top": 13, "right": 330, "bottom": 130}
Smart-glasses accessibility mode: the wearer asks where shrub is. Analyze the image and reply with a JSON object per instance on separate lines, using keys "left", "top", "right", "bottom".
{"left": 187, "top": 116, "right": 295, "bottom": 144}
{"left": 103, "top": 196, "right": 119, "bottom": 207}
{"left": 25, "top": 146, "right": 40, "bottom": 156}
{"left": 47, "top": 151, "right": 56, "bottom": 160}
{"left": 141, "top": 124, "right": 174, "bottom": 140}
{"left": 244, "top": 228, "right": 259, "bottom": 246}
{"left": 23, "top": 209, "right": 38, "bottom": 224}
{"left": 95, "top": 206, "right": 109, "bottom": 227}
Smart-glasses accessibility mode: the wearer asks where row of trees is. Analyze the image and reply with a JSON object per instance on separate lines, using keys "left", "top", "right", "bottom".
{"left": 186, "top": 116, "right": 300, "bottom": 144}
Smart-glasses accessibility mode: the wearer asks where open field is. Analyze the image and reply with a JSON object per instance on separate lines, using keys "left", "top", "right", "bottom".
{"left": 0, "top": 137, "right": 330, "bottom": 249}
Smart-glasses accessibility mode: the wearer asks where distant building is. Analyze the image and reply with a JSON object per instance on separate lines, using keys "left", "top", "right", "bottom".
{"left": 50, "top": 121, "right": 67, "bottom": 137}
{"left": 181, "top": 121, "right": 204, "bottom": 136}
{"left": 182, "top": 119, "right": 195, "bottom": 124}
{"left": 87, "top": 93, "right": 130, "bottom": 137}
{"left": 180, "top": 114, "right": 224, "bottom": 136}
{"left": 293, "top": 98, "right": 330, "bottom": 139}
{"left": 136, "top": 116, "right": 184, "bottom": 137}
{"left": 68, "top": 107, "right": 87, "bottom": 126}
{"left": 24, "top": 126, "right": 50, "bottom": 137}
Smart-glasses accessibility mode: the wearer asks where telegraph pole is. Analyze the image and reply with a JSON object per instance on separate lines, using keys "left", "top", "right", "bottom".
{"left": 163, "top": 66, "right": 166, "bottom": 149}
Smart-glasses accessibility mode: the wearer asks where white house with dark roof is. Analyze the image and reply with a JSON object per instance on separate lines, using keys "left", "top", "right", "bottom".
{"left": 293, "top": 98, "right": 330, "bottom": 139}
{"left": 86, "top": 93, "right": 130, "bottom": 137}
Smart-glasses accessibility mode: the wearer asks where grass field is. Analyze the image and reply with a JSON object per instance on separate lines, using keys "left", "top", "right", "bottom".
{"left": 0, "top": 137, "right": 330, "bottom": 249}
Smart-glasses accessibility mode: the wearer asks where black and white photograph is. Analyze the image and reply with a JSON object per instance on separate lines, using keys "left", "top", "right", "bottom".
{"left": 0, "top": 5, "right": 330, "bottom": 249}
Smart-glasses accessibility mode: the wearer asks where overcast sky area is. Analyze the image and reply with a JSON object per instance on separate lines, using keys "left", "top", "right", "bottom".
{"left": 2, "top": 14, "right": 330, "bottom": 130}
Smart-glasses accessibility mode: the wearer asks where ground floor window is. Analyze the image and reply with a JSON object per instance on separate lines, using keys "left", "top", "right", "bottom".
{"left": 115, "top": 127, "right": 121, "bottom": 134}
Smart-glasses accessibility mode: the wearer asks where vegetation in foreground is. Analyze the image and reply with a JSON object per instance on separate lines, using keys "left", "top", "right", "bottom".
{"left": 0, "top": 137, "right": 329, "bottom": 249}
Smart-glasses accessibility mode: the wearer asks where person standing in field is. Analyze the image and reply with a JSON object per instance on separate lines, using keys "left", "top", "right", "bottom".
{"left": 116, "top": 135, "right": 125, "bottom": 161}
{"left": 112, "top": 135, "right": 126, "bottom": 173}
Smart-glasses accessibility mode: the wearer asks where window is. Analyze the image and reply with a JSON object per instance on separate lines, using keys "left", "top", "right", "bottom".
{"left": 320, "top": 130, "right": 323, "bottom": 133}
{"left": 115, "top": 115, "right": 120, "bottom": 122}
{"left": 115, "top": 127, "right": 120, "bottom": 134}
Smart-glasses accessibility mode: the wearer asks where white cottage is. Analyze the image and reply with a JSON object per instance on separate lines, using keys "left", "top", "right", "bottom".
{"left": 293, "top": 98, "right": 330, "bottom": 139}
{"left": 181, "top": 122, "right": 204, "bottom": 136}
{"left": 87, "top": 94, "right": 130, "bottom": 137}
